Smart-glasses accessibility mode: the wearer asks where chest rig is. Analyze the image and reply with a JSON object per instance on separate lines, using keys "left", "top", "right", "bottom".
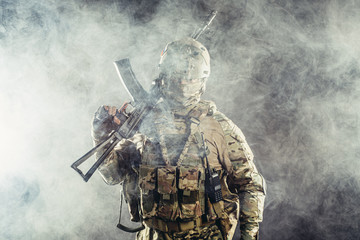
{"left": 137, "top": 101, "right": 227, "bottom": 229}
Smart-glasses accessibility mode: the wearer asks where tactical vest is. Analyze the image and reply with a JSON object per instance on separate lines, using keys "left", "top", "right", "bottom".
{"left": 133, "top": 101, "right": 236, "bottom": 233}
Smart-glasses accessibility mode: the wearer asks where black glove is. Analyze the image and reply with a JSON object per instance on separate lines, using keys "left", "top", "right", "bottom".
{"left": 91, "top": 105, "right": 122, "bottom": 142}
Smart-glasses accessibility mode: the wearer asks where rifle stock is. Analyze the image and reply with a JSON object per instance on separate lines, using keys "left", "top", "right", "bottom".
{"left": 71, "top": 132, "right": 120, "bottom": 182}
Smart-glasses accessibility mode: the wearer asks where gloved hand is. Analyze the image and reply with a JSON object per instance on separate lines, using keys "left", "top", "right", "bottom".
{"left": 91, "top": 105, "right": 122, "bottom": 142}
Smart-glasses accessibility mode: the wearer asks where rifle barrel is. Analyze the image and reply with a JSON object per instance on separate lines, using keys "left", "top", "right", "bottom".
{"left": 192, "top": 10, "right": 217, "bottom": 40}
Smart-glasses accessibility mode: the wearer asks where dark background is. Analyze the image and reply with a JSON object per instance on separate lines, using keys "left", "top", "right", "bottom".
{"left": 0, "top": 0, "right": 359, "bottom": 239}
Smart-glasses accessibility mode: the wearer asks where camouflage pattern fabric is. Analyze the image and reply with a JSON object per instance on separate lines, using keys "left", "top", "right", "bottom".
{"left": 95, "top": 100, "right": 266, "bottom": 240}
{"left": 97, "top": 133, "right": 145, "bottom": 185}
{"left": 157, "top": 166, "right": 179, "bottom": 221}
{"left": 213, "top": 107, "right": 266, "bottom": 240}
{"left": 178, "top": 166, "right": 200, "bottom": 191}
{"left": 179, "top": 166, "right": 204, "bottom": 218}
{"left": 139, "top": 165, "right": 157, "bottom": 219}
{"left": 136, "top": 224, "right": 224, "bottom": 240}
{"left": 157, "top": 167, "right": 177, "bottom": 194}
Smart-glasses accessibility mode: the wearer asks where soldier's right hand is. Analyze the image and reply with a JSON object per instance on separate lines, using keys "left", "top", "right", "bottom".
{"left": 91, "top": 105, "right": 122, "bottom": 141}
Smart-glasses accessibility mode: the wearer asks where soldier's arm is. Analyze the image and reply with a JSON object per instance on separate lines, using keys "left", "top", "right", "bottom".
{"left": 213, "top": 111, "right": 266, "bottom": 240}
{"left": 91, "top": 105, "right": 143, "bottom": 185}
{"left": 95, "top": 139, "right": 137, "bottom": 185}
{"left": 97, "top": 139, "right": 143, "bottom": 185}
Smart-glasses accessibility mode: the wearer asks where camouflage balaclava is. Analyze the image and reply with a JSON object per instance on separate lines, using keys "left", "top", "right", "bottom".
{"left": 158, "top": 38, "right": 210, "bottom": 108}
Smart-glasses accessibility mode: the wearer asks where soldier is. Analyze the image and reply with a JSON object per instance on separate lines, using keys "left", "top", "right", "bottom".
{"left": 92, "top": 38, "right": 266, "bottom": 240}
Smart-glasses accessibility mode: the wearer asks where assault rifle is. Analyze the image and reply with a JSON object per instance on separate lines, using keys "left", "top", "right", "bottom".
{"left": 71, "top": 58, "right": 158, "bottom": 182}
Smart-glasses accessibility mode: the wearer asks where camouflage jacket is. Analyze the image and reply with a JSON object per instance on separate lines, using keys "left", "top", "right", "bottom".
{"left": 96, "top": 100, "right": 266, "bottom": 240}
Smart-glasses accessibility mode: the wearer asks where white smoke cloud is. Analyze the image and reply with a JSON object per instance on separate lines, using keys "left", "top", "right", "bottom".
{"left": 1, "top": 0, "right": 360, "bottom": 239}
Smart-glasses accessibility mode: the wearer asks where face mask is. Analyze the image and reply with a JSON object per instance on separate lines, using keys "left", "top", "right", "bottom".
{"left": 161, "top": 76, "right": 207, "bottom": 108}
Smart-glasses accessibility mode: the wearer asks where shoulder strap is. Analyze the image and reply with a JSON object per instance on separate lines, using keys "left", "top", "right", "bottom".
{"left": 152, "top": 101, "right": 213, "bottom": 166}
{"left": 176, "top": 104, "right": 210, "bottom": 166}
{"left": 152, "top": 107, "right": 172, "bottom": 166}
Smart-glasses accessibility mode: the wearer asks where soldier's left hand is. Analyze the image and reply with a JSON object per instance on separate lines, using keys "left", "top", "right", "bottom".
{"left": 91, "top": 105, "right": 122, "bottom": 141}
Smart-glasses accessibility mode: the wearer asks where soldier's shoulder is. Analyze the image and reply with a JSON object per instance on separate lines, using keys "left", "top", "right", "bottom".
{"left": 204, "top": 102, "right": 247, "bottom": 143}
{"left": 198, "top": 100, "right": 246, "bottom": 139}
{"left": 197, "top": 100, "right": 217, "bottom": 116}
{"left": 211, "top": 106, "right": 254, "bottom": 161}
{"left": 199, "top": 100, "right": 254, "bottom": 161}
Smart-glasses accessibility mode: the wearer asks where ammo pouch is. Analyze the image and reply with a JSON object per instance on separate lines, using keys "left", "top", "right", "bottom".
{"left": 157, "top": 166, "right": 178, "bottom": 220}
{"left": 178, "top": 166, "right": 205, "bottom": 219}
{"left": 139, "top": 165, "right": 157, "bottom": 219}
{"left": 139, "top": 165, "right": 209, "bottom": 221}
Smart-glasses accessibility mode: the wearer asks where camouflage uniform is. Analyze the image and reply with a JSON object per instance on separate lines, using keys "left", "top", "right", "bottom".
{"left": 96, "top": 100, "right": 265, "bottom": 240}
{"left": 93, "top": 38, "right": 265, "bottom": 240}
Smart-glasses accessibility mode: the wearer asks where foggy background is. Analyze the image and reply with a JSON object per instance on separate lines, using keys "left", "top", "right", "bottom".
{"left": 1, "top": 0, "right": 359, "bottom": 239}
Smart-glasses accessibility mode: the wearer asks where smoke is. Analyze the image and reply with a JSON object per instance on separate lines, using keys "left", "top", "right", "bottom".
{"left": 0, "top": 0, "right": 359, "bottom": 239}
